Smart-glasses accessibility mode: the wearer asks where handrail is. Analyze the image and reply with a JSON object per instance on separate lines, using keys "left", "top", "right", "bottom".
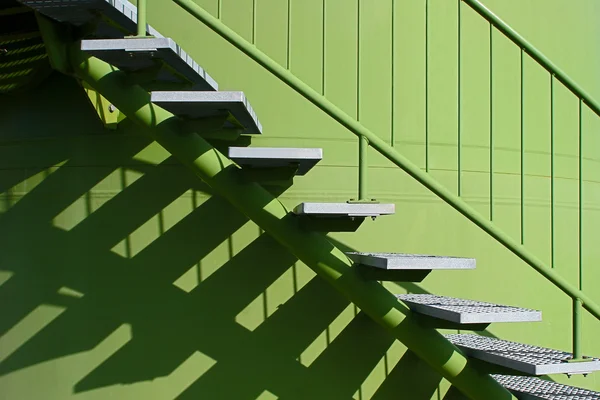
{"left": 463, "top": 0, "right": 600, "bottom": 118}
{"left": 171, "top": 0, "right": 600, "bottom": 323}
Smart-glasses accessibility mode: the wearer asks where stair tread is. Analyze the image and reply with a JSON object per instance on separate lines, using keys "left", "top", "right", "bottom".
{"left": 228, "top": 147, "right": 322, "bottom": 175}
{"left": 81, "top": 38, "right": 218, "bottom": 91}
{"left": 18, "top": 0, "right": 161, "bottom": 38}
{"left": 151, "top": 91, "right": 262, "bottom": 134}
{"left": 293, "top": 202, "right": 395, "bottom": 217}
{"left": 346, "top": 252, "right": 475, "bottom": 270}
{"left": 397, "top": 294, "right": 541, "bottom": 324}
{"left": 493, "top": 375, "right": 600, "bottom": 399}
{"left": 446, "top": 334, "right": 600, "bottom": 375}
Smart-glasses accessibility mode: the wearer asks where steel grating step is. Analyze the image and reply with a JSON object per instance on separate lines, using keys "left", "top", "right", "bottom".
{"left": 151, "top": 91, "right": 262, "bottom": 134}
{"left": 18, "top": 0, "right": 161, "bottom": 38}
{"left": 446, "top": 334, "right": 600, "bottom": 375}
{"left": 81, "top": 38, "right": 217, "bottom": 91}
{"left": 345, "top": 252, "right": 475, "bottom": 270}
{"left": 397, "top": 294, "right": 542, "bottom": 324}
{"left": 293, "top": 202, "right": 395, "bottom": 218}
{"left": 493, "top": 375, "right": 600, "bottom": 399}
{"left": 228, "top": 147, "right": 322, "bottom": 175}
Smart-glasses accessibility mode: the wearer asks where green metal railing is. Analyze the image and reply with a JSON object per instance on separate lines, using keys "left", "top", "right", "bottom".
{"left": 135, "top": 0, "right": 599, "bottom": 361}
{"left": 460, "top": 0, "right": 598, "bottom": 360}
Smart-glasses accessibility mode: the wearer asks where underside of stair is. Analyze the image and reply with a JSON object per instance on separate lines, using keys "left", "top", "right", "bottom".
{"left": 346, "top": 252, "right": 475, "bottom": 270}
{"left": 446, "top": 334, "right": 600, "bottom": 375}
{"left": 493, "top": 375, "right": 600, "bottom": 399}
{"left": 228, "top": 147, "right": 322, "bottom": 175}
{"left": 294, "top": 203, "right": 395, "bottom": 218}
{"left": 397, "top": 294, "right": 541, "bottom": 324}
{"left": 80, "top": 38, "right": 217, "bottom": 90}
{"left": 18, "top": 0, "right": 160, "bottom": 38}
{"left": 151, "top": 91, "right": 262, "bottom": 134}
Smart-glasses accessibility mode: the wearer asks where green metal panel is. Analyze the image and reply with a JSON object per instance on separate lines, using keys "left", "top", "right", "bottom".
{"left": 1, "top": 0, "right": 600, "bottom": 398}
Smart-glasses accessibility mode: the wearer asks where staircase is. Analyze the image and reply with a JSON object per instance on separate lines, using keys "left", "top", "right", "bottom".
{"left": 14, "top": 0, "right": 600, "bottom": 398}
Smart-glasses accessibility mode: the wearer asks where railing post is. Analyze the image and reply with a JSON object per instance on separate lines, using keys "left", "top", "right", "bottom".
{"left": 573, "top": 297, "right": 583, "bottom": 360}
{"left": 358, "top": 135, "right": 368, "bottom": 200}
{"left": 137, "top": 0, "right": 147, "bottom": 37}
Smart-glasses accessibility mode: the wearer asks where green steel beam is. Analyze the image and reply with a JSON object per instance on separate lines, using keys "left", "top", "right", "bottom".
{"left": 48, "top": 36, "right": 518, "bottom": 400}
{"left": 462, "top": 0, "right": 600, "bottom": 117}
{"left": 171, "top": 0, "right": 600, "bottom": 324}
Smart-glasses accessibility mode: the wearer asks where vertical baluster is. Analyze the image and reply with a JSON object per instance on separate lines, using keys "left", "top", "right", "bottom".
{"left": 252, "top": 0, "right": 257, "bottom": 44}
{"left": 137, "top": 0, "right": 147, "bottom": 37}
{"left": 357, "top": 0, "right": 360, "bottom": 122}
{"left": 217, "top": 0, "right": 222, "bottom": 19}
{"left": 321, "top": 0, "right": 326, "bottom": 95}
{"left": 489, "top": 24, "right": 493, "bottom": 221}
{"left": 357, "top": 0, "right": 367, "bottom": 200}
{"left": 391, "top": 0, "right": 396, "bottom": 147}
{"left": 287, "top": 0, "right": 291, "bottom": 70}
{"left": 457, "top": 0, "right": 462, "bottom": 196}
{"left": 425, "top": 0, "right": 429, "bottom": 172}
{"left": 578, "top": 99, "right": 583, "bottom": 290}
{"left": 520, "top": 49, "right": 525, "bottom": 244}
{"left": 573, "top": 297, "right": 583, "bottom": 360}
{"left": 550, "top": 74, "right": 555, "bottom": 268}
{"left": 359, "top": 136, "right": 368, "bottom": 200}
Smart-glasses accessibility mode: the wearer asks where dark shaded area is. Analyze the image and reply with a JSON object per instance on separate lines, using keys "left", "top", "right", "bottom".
{"left": 0, "top": 0, "right": 52, "bottom": 94}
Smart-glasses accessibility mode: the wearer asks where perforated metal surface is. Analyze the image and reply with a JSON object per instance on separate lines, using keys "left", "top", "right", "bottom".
{"left": 397, "top": 294, "right": 541, "bottom": 324}
{"left": 446, "top": 334, "right": 600, "bottom": 375}
{"left": 493, "top": 375, "right": 600, "bottom": 399}
{"left": 18, "top": 0, "right": 162, "bottom": 37}
{"left": 346, "top": 252, "right": 475, "bottom": 270}
{"left": 151, "top": 91, "right": 262, "bottom": 134}
{"left": 81, "top": 38, "right": 218, "bottom": 90}
{"left": 228, "top": 147, "right": 322, "bottom": 175}
{"left": 293, "top": 203, "right": 395, "bottom": 217}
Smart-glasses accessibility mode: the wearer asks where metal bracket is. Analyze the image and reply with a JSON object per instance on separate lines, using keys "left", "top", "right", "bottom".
{"left": 411, "top": 312, "right": 490, "bottom": 331}
{"left": 239, "top": 164, "right": 299, "bottom": 184}
{"left": 123, "top": 59, "right": 163, "bottom": 85}
{"left": 180, "top": 115, "right": 244, "bottom": 141}
{"left": 347, "top": 199, "right": 379, "bottom": 204}
{"left": 82, "top": 81, "right": 125, "bottom": 129}
{"left": 356, "top": 264, "right": 432, "bottom": 283}
{"left": 566, "top": 356, "right": 593, "bottom": 364}
{"left": 347, "top": 199, "right": 380, "bottom": 220}
{"left": 298, "top": 216, "right": 365, "bottom": 232}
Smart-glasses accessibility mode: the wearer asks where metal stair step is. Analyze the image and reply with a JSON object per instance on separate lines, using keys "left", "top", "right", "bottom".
{"left": 293, "top": 202, "right": 395, "bottom": 218}
{"left": 228, "top": 147, "right": 322, "bottom": 175}
{"left": 445, "top": 334, "right": 600, "bottom": 376}
{"left": 397, "top": 294, "right": 541, "bottom": 324}
{"left": 151, "top": 91, "right": 262, "bottom": 134}
{"left": 18, "top": 0, "right": 160, "bottom": 38}
{"left": 81, "top": 38, "right": 217, "bottom": 91}
{"left": 345, "top": 252, "right": 475, "bottom": 270}
{"left": 493, "top": 375, "right": 600, "bottom": 399}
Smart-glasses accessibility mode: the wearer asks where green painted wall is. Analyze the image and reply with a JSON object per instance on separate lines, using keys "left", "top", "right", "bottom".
{"left": 1, "top": 0, "right": 599, "bottom": 398}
